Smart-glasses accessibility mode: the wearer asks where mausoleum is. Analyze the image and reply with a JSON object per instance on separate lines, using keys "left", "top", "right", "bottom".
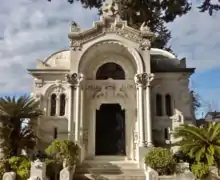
{"left": 28, "top": 0, "right": 195, "bottom": 168}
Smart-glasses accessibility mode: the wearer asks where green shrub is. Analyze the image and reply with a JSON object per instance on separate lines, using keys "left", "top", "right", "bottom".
{"left": 144, "top": 147, "right": 176, "bottom": 175}
{"left": 45, "top": 140, "right": 79, "bottom": 166}
{"left": 8, "top": 156, "right": 31, "bottom": 180}
{"left": 191, "top": 162, "right": 209, "bottom": 179}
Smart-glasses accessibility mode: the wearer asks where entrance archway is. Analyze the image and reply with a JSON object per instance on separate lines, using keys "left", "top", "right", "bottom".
{"left": 95, "top": 104, "right": 125, "bottom": 155}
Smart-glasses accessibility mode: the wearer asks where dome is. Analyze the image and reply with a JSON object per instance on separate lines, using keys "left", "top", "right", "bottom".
{"left": 36, "top": 48, "right": 186, "bottom": 72}
{"left": 36, "top": 49, "right": 70, "bottom": 69}
{"left": 150, "top": 48, "right": 185, "bottom": 72}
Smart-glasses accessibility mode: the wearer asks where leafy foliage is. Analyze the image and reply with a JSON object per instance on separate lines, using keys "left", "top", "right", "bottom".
{"left": 191, "top": 162, "right": 210, "bottom": 179}
{"left": 191, "top": 91, "right": 201, "bottom": 112}
{"left": 8, "top": 156, "right": 31, "bottom": 180}
{"left": 0, "top": 95, "right": 42, "bottom": 157}
{"left": 47, "top": 0, "right": 220, "bottom": 52}
{"left": 50, "top": 0, "right": 220, "bottom": 16}
{"left": 0, "top": 159, "right": 6, "bottom": 180}
{"left": 144, "top": 147, "right": 176, "bottom": 175}
{"left": 45, "top": 140, "right": 79, "bottom": 166}
{"left": 172, "top": 122, "right": 220, "bottom": 167}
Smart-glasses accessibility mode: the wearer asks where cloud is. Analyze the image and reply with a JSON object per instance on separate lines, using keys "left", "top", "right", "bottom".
{"left": 0, "top": 0, "right": 219, "bottom": 97}
{"left": 167, "top": 3, "right": 220, "bottom": 71}
{"left": 0, "top": 0, "right": 98, "bottom": 94}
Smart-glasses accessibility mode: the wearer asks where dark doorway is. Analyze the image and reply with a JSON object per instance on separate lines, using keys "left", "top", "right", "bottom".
{"left": 95, "top": 104, "right": 125, "bottom": 155}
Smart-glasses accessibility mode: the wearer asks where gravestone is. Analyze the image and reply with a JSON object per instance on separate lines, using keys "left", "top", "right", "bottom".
{"left": 3, "top": 172, "right": 16, "bottom": 180}
{"left": 28, "top": 159, "right": 46, "bottom": 180}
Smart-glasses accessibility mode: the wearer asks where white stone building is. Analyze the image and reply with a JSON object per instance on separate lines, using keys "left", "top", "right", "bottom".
{"left": 28, "top": 0, "right": 195, "bottom": 168}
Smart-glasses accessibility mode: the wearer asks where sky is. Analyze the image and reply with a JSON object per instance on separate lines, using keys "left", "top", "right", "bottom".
{"left": 0, "top": 0, "right": 219, "bottom": 118}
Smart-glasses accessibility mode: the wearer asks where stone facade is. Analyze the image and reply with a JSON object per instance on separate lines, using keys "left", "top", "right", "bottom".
{"left": 28, "top": 0, "right": 195, "bottom": 168}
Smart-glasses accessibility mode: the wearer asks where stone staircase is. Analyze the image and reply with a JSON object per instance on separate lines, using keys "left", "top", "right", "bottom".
{"left": 73, "top": 157, "right": 145, "bottom": 180}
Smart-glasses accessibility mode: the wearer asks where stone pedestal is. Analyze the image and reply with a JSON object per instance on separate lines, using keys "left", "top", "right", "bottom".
{"left": 137, "top": 146, "right": 150, "bottom": 169}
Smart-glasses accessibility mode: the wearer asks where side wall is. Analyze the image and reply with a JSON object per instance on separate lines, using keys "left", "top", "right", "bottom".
{"left": 151, "top": 72, "right": 193, "bottom": 146}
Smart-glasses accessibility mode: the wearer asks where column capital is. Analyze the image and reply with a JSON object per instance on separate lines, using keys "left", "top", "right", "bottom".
{"left": 65, "top": 73, "right": 84, "bottom": 89}
{"left": 134, "top": 73, "right": 154, "bottom": 88}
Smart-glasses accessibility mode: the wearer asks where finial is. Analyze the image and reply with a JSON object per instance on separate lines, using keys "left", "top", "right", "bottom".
{"left": 70, "top": 21, "right": 80, "bottom": 32}
{"left": 140, "top": 22, "right": 150, "bottom": 33}
{"left": 101, "top": 0, "right": 119, "bottom": 20}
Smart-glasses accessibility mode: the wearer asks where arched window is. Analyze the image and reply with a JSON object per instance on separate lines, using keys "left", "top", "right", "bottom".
{"left": 54, "top": 127, "right": 58, "bottom": 139}
{"left": 165, "top": 94, "right": 172, "bottom": 116}
{"left": 96, "top": 62, "right": 125, "bottom": 80}
{"left": 50, "top": 94, "right": 56, "bottom": 116}
{"left": 59, "top": 94, "right": 66, "bottom": 116}
{"left": 164, "top": 128, "right": 169, "bottom": 140}
{"left": 156, "top": 94, "right": 163, "bottom": 116}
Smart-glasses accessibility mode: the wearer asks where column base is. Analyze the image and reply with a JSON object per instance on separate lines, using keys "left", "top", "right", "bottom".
{"left": 68, "top": 134, "right": 75, "bottom": 141}
{"left": 147, "top": 142, "right": 154, "bottom": 147}
{"left": 139, "top": 141, "right": 147, "bottom": 147}
{"left": 137, "top": 146, "right": 150, "bottom": 169}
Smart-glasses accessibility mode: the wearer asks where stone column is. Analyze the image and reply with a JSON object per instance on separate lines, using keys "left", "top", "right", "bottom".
{"left": 56, "top": 95, "right": 60, "bottom": 116}
{"left": 73, "top": 85, "right": 80, "bottom": 142}
{"left": 145, "top": 73, "right": 154, "bottom": 146}
{"left": 134, "top": 73, "right": 154, "bottom": 147}
{"left": 134, "top": 73, "right": 147, "bottom": 147}
{"left": 79, "top": 88, "right": 84, "bottom": 143}
{"left": 65, "top": 73, "right": 84, "bottom": 142}
{"left": 67, "top": 85, "right": 73, "bottom": 140}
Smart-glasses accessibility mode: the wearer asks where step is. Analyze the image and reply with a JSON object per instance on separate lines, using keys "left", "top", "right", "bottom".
{"left": 73, "top": 173, "right": 146, "bottom": 180}
{"left": 80, "top": 160, "right": 138, "bottom": 169}
{"left": 74, "top": 160, "right": 145, "bottom": 180}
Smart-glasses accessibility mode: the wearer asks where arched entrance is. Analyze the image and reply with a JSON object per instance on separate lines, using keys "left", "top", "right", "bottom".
{"left": 78, "top": 41, "right": 139, "bottom": 160}
{"left": 95, "top": 103, "right": 125, "bottom": 155}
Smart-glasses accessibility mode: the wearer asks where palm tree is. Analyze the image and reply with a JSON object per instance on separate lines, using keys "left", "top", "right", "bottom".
{"left": 0, "top": 95, "right": 42, "bottom": 157}
{"left": 172, "top": 123, "right": 220, "bottom": 167}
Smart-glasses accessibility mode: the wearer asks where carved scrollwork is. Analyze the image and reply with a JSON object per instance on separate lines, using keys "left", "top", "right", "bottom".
{"left": 34, "top": 78, "right": 44, "bottom": 88}
{"left": 65, "top": 73, "right": 84, "bottom": 89}
{"left": 134, "top": 73, "right": 154, "bottom": 88}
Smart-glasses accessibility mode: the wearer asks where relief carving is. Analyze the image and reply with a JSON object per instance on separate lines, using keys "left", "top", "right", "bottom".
{"left": 55, "top": 80, "right": 65, "bottom": 93}
{"left": 69, "top": 23, "right": 152, "bottom": 50}
{"left": 92, "top": 84, "right": 128, "bottom": 100}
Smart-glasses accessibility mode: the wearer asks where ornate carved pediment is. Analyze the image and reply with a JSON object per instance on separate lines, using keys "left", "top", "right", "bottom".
{"left": 68, "top": 19, "right": 153, "bottom": 50}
